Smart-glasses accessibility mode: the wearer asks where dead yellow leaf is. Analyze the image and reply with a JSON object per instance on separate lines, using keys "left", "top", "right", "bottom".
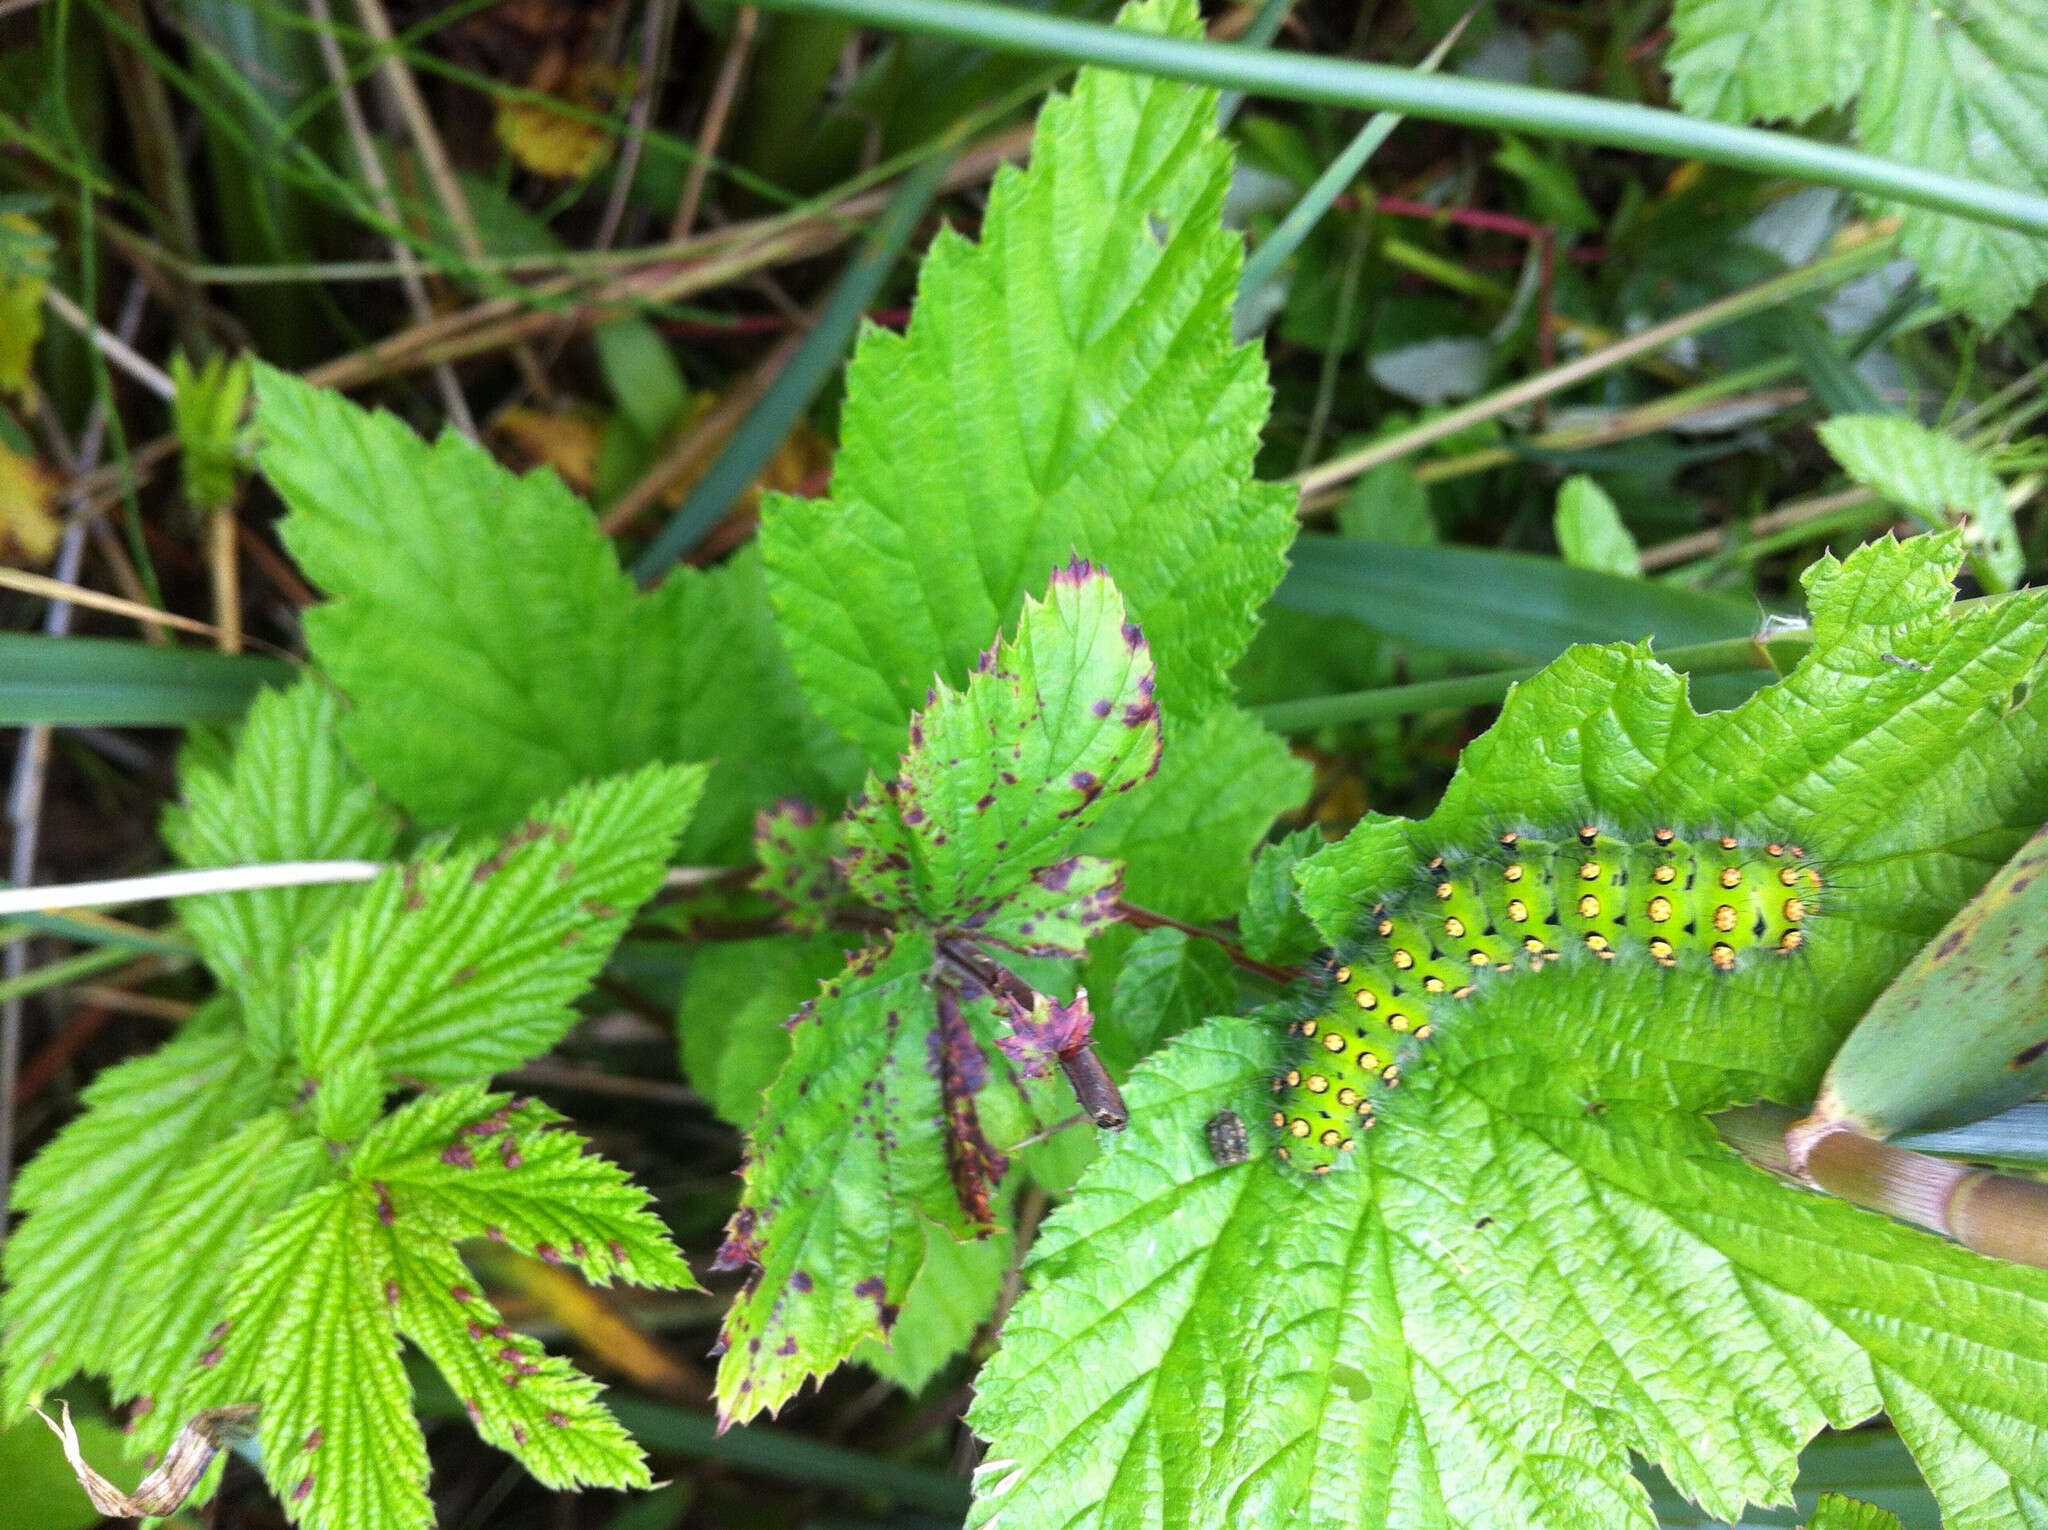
{"left": 0, "top": 444, "right": 60, "bottom": 565}
{"left": 494, "top": 62, "right": 630, "bottom": 180}
{"left": 0, "top": 212, "right": 48, "bottom": 400}
{"left": 660, "top": 390, "right": 833, "bottom": 511}
{"left": 492, "top": 404, "right": 604, "bottom": 492}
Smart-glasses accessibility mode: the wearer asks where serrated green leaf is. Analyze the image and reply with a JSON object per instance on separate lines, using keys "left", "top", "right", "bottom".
{"left": 852, "top": 1211, "right": 1012, "bottom": 1394}
{"left": 160, "top": 680, "right": 398, "bottom": 1055}
{"left": 1816, "top": 415, "right": 2021, "bottom": 591}
{"left": 677, "top": 932, "right": 860, "bottom": 1127}
{"left": 969, "top": 535, "right": 2048, "bottom": 1530}
{"left": 1808, "top": 1494, "right": 1906, "bottom": 1530}
{"left": 147, "top": 1084, "right": 692, "bottom": 1528}
{"left": 1082, "top": 704, "right": 1309, "bottom": 922}
{"left": 1109, "top": 925, "right": 1236, "bottom": 1056}
{"left": 386, "top": 1230, "right": 649, "bottom": 1489}
{"left": 841, "top": 564, "right": 1161, "bottom": 930}
{"left": 1240, "top": 827, "right": 1326, "bottom": 966}
{"left": 217, "top": 1185, "right": 429, "bottom": 1530}
{"left": 290, "top": 762, "right": 703, "bottom": 1084}
{"left": 710, "top": 930, "right": 1064, "bottom": 1423}
{"left": 355, "top": 1086, "right": 696, "bottom": 1292}
{"left": 752, "top": 800, "right": 845, "bottom": 935}
{"left": 108, "top": 1110, "right": 329, "bottom": 1434}
{"left": 711, "top": 934, "right": 960, "bottom": 1420}
{"left": 1554, "top": 474, "right": 1641, "bottom": 578}
{"left": 1667, "top": 0, "right": 2048, "bottom": 325}
{"left": 2, "top": 1015, "right": 278, "bottom": 1417}
{"left": 253, "top": 365, "right": 852, "bottom": 858}
{"left": 759, "top": 0, "right": 1295, "bottom": 769}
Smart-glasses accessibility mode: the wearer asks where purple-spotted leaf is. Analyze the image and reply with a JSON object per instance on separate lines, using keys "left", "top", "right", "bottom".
{"left": 156, "top": 1085, "right": 691, "bottom": 1529}
{"left": 842, "top": 559, "right": 1161, "bottom": 927}
{"left": 752, "top": 799, "right": 846, "bottom": 935}
{"left": 711, "top": 935, "right": 1078, "bottom": 1417}
{"left": 966, "top": 855, "right": 1123, "bottom": 959}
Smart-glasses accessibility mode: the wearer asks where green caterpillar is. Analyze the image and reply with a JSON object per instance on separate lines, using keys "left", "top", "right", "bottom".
{"left": 1272, "top": 827, "right": 1822, "bottom": 1174}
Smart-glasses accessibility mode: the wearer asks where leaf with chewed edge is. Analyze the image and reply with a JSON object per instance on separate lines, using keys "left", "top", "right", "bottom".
{"left": 716, "top": 566, "right": 1158, "bottom": 1422}
{"left": 969, "top": 536, "right": 2048, "bottom": 1530}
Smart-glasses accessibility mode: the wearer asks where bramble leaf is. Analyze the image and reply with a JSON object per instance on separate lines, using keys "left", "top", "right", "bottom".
{"left": 1667, "top": 0, "right": 2048, "bottom": 325}
{"left": 714, "top": 567, "right": 1153, "bottom": 1422}
{"left": 710, "top": 932, "right": 964, "bottom": 1420}
{"left": 757, "top": 0, "right": 1298, "bottom": 862}
{"left": 0, "top": 1015, "right": 279, "bottom": 1417}
{"left": 752, "top": 800, "right": 845, "bottom": 935}
{"left": 841, "top": 561, "right": 1161, "bottom": 929}
{"left": 1816, "top": 415, "right": 2021, "bottom": 591}
{"left": 160, "top": 1086, "right": 690, "bottom": 1527}
{"left": 290, "top": 761, "right": 703, "bottom": 1084}
{"left": 1107, "top": 926, "right": 1235, "bottom": 1057}
{"left": 970, "top": 535, "right": 2048, "bottom": 1530}
{"left": 253, "top": 364, "right": 853, "bottom": 857}
{"left": 161, "top": 680, "right": 398, "bottom": 1054}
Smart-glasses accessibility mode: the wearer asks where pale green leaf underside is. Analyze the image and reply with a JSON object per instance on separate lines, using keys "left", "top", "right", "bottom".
{"left": 254, "top": 364, "right": 850, "bottom": 858}
{"left": 1816, "top": 414, "right": 2021, "bottom": 590}
{"left": 1666, "top": 0, "right": 2048, "bottom": 325}
{"left": 970, "top": 537, "right": 2048, "bottom": 1530}
{"left": 760, "top": 0, "right": 1296, "bottom": 770}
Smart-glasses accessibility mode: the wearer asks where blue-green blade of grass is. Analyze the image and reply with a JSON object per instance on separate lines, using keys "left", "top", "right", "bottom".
{"left": 1896, "top": 1103, "right": 2048, "bottom": 1169}
{"left": 1252, "top": 631, "right": 1809, "bottom": 732}
{"left": 1234, "top": 13, "right": 1469, "bottom": 325}
{"left": 0, "top": 634, "right": 292, "bottom": 726}
{"left": 744, "top": 0, "right": 2048, "bottom": 240}
{"left": 1273, "top": 537, "right": 1759, "bottom": 664}
{"left": 630, "top": 149, "right": 954, "bottom": 582}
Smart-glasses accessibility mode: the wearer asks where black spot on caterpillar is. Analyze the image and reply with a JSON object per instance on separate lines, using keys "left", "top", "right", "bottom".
{"left": 1269, "top": 827, "right": 1820, "bottom": 1174}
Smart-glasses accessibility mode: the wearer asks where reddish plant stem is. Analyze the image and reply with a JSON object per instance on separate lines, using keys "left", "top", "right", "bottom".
{"left": 1115, "top": 900, "right": 1299, "bottom": 985}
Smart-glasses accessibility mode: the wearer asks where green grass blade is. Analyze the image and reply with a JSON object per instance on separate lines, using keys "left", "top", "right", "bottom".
{"left": 1273, "top": 537, "right": 1760, "bottom": 664}
{"left": 1235, "top": 18, "right": 1467, "bottom": 320}
{"left": 745, "top": 0, "right": 2048, "bottom": 238}
{"left": 630, "top": 150, "right": 954, "bottom": 582}
{"left": 0, "top": 634, "right": 292, "bottom": 726}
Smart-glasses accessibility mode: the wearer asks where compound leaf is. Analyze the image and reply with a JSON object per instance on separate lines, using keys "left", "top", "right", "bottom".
{"left": 970, "top": 535, "right": 2048, "bottom": 1530}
